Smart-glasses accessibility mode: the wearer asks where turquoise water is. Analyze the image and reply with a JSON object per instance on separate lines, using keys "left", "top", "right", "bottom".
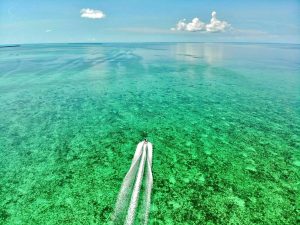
{"left": 0, "top": 43, "right": 299, "bottom": 224}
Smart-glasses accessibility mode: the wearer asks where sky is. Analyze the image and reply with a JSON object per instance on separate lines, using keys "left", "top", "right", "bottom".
{"left": 0, "top": 0, "right": 300, "bottom": 44}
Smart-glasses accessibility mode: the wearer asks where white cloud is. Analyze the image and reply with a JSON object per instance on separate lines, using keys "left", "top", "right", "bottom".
{"left": 172, "top": 11, "right": 231, "bottom": 33}
{"left": 171, "top": 19, "right": 187, "bottom": 31}
{"left": 80, "top": 8, "right": 106, "bottom": 19}
{"left": 172, "top": 18, "right": 206, "bottom": 32}
{"left": 206, "top": 11, "right": 230, "bottom": 32}
{"left": 45, "top": 29, "right": 52, "bottom": 33}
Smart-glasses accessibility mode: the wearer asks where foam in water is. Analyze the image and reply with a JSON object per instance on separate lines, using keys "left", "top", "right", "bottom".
{"left": 112, "top": 140, "right": 153, "bottom": 225}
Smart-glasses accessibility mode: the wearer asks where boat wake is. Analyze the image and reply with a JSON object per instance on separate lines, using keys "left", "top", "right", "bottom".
{"left": 112, "top": 140, "right": 153, "bottom": 225}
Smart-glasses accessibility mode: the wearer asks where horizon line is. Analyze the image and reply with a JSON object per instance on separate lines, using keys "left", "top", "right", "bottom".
{"left": 1, "top": 41, "right": 300, "bottom": 46}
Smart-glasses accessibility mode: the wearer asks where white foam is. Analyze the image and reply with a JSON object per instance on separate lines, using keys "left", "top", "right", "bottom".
{"left": 112, "top": 141, "right": 153, "bottom": 225}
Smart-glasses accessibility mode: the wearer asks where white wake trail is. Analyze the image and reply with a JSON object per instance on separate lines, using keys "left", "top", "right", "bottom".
{"left": 142, "top": 142, "right": 153, "bottom": 225}
{"left": 125, "top": 143, "right": 147, "bottom": 225}
{"left": 111, "top": 141, "right": 153, "bottom": 225}
{"left": 112, "top": 142, "right": 144, "bottom": 223}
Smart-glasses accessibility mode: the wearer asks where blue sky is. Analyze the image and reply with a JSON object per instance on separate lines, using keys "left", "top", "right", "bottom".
{"left": 0, "top": 0, "right": 299, "bottom": 44}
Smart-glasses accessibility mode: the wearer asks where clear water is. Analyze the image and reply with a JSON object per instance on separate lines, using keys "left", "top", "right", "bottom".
{"left": 0, "top": 43, "right": 299, "bottom": 224}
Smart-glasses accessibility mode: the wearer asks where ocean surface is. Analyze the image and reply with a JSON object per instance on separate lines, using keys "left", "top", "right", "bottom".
{"left": 0, "top": 43, "right": 299, "bottom": 225}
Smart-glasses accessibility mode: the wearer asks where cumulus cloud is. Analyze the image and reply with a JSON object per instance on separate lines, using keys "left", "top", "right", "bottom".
{"left": 172, "top": 11, "right": 230, "bottom": 33}
{"left": 172, "top": 18, "right": 206, "bottom": 32}
{"left": 206, "top": 11, "right": 230, "bottom": 32}
{"left": 80, "top": 8, "right": 106, "bottom": 19}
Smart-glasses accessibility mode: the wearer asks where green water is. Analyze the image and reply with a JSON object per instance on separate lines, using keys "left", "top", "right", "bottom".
{"left": 0, "top": 43, "right": 299, "bottom": 224}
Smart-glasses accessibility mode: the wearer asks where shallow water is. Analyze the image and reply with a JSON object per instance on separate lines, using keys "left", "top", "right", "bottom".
{"left": 0, "top": 43, "right": 299, "bottom": 224}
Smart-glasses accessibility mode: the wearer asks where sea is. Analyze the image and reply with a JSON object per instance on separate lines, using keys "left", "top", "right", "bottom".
{"left": 0, "top": 43, "right": 299, "bottom": 224}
